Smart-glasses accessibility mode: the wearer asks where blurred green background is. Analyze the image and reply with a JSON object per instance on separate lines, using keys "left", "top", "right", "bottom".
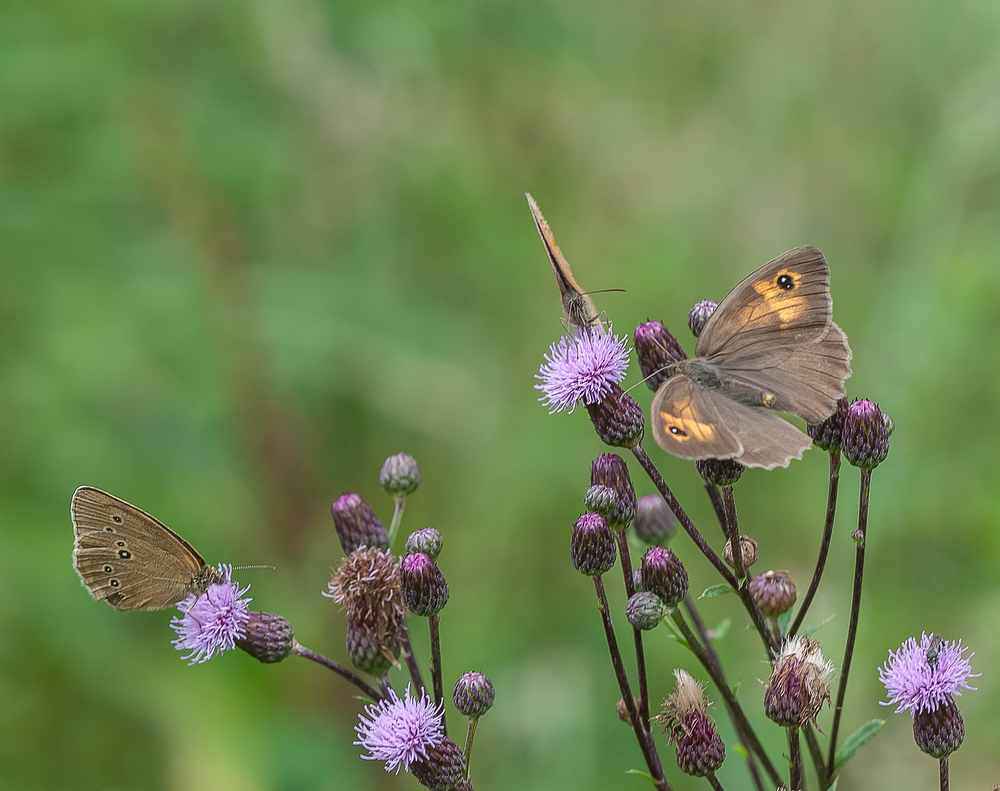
{"left": 2, "top": 0, "right": 1000, "bottom": 788}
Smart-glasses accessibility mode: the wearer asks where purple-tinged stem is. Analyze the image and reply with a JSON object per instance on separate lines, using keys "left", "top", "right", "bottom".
{"left": 802, "top": 724, "right": 826, "bottom": 791}
{"left": 707, "top": 772, "right": 726, "bottom": 791}
{"left": 721, "top": 483, "right": 777, "bottom": 656}
{"left": 398, "top": 624, "right": 426, "bottom": 696}
{"left": 631, "top": 445, "right": 736, "bottom": 586}
{"left": 788, "top": 727, "right": 802, "bottom": 791}
{"left": 704, "top": 484, "right": 728, "bottom": 537}
{"left": 827, "top": 468, "right": 872, "bottom": 779}
{"left": 940, "top": 757, "right": 949, "bottom": 791}
{"left": 670, "top": 610, "right": 783, "bottom": 788}
{"left": 428, "top": 613, "right": 447, "bottom": 737}
{"left": 789, "top": 450, "right": 841, "bottom": 637}
{"left": 615, "top": 530, "right": 651, "bottom": 731}
{"left": 291, "top": 642, "right": 383, "bottom": 701}
{"left": 682, "top": 595, "right": 766, "bottom": 791}
{"left": 593, "top": 575, "right": 671, "bottom": 791}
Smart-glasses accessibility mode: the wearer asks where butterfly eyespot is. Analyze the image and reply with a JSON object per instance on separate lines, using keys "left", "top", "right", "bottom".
{"left": 103, "top": 565, "right": 113, "bottom": 573}
{"left": 104, "top": 526, "right": 115, "bottom": 533}
{"left": 669, "top": 426, "right": 687, "bottom": 436}
{"left": 109, "top": 579, "right": 120, "bottom": 588}
{"left": 112, "top": 515, "right": 122, "bottom": 523}
{"left": 777, "top": 274, "right": 795, "bottom": 290}
{"left": 115, "top": 540, "right": 125, "bottom": 547}
{"left": 118, "top": 550, "right": 131, "bottom": 559}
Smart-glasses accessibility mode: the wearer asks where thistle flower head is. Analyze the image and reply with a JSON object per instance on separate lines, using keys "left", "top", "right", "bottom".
{"left": 170, "top": 565, "right": 251, "bottom": 664}
{"left": 879, "top": 632, "right": 979, "bottom": 715}
{"left": 236, "top": 610, "right": 295, "bottom": 664}
{"left": 641, "top": 546, "right": 688, "bottom": 608}
{"left": 634, "top": 320, "right": 686, "bottom": 391}
{"left": 750, "top": 570, "right": 797, "bottom": 617}
{"left": 841, "top": 398, "right": 891, "bottom": 469}
{"left": 400, "top": 552, "right": 450, "bottom": 616}
{"left": 326, "top": 547, "right": 407, "bottom": 649}
{"left": 656, "top": 669, "right": 725, "bottom": 776}
{"left": 808, "top": 397, "right": 848, "bottom": 451}
{"left": 585, "top": 383, "right": 645, "bottom": 448}
{"left": 764, "top": 636, "right": 836, "bottom": 726}
{"left": 626, "top": 591, "right": 667, "bottom": 631}
{"left": 453, "top": 671, "right": 495, "bottom": 718}
{"left": 695, "top": 458, "right": 744, "bottom": 486}
{"left": 380, "top": 453, "right": 421, "bottom": 498}
{"left": 590, "top": 453, "right": 638, "bottom": 528}
{"left": 570, "top": 512, "right": 617, "bottom": 576}
{"left": 405, "top": 527, "right": 444, "bottom": 560}
{"left": 536, "top": 326, "right": 630, "bottom": 413}
{"left": 355, "top": 685, "right": 445, "bottom": 774}
{"left": 331, "top": 493, "right": 389, "bottom": 554}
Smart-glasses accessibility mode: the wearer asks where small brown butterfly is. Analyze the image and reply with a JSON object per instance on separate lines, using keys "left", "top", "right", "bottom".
{"left": 650, "top": 247, "right": 852, "bottom": 469}
{"left": 72, "top": 486, "right": 224, "bottom": 610}
{"left": 526, "top": 193, "right": 604, "bottom": 332}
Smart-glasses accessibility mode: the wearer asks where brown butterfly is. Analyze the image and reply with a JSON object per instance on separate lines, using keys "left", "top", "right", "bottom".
{"left": 650, "top": 246, "right": 852, "bottom": 469}
{"left": 72, "top": 486, "right": 224, "bottom": 610}
{"left": 526, "top": 193, "right": 604, "bottom": 332}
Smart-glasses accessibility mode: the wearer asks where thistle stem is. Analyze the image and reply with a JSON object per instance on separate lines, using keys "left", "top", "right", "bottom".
{"left": 398, "top": 624, "right": 426, "bottom": 695}
{"left": 428, "top": 613, "right": 447, "bottom": 737}
{"left": 827, "top": 467, "right": 872, "bottom": 779}
{"left": 291, "top": 642, "right": 383, "bottom": 701}
{"left": 631, "top": 445, "right": 736, "bottom": 586}
{"left": 670, "top": 611, "right": 783, "bottom": 788}
{"left": 706, "top": 772, "right": 726, "bottom": 791}
{"left": 704, "top": 483, "right": 728, "bottom": 537}
{"left": 593, "top": 575, "right": 671, "bottom": 791}
{"left": 789, "top": 450, "right": 841, "bottom": 637}
{"left": 387, "top": 497, "right": 407, "bottom": 548}
{"left": 615, "top": 530, "right": 650, "bottom": 730}
{"left": 788, "top": 726, "right": 802, "bottom": 791}
{"left": 463, "top": 716, "right": 480, "bottom": 778}
{"left": 802, "top": 725, "right": 827, "bottom": 791}
{"left": 940, "top": 756, "right": 949, "bottom": 791}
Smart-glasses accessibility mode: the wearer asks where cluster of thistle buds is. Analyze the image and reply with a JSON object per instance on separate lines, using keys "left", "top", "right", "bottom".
{"left": 165, "top": 452, "right": 493, "bottom": 791}
{"left": 538, "top": 279, "right": 979, "bottom": 788}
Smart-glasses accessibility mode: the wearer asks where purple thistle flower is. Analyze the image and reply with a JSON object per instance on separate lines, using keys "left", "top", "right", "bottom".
{"left": 170, "top": 565, "right": 251, "bottom": 664}
{"left": 354, "top": 685, "right": 445, "bottom": 774}
{"left": 536, "top": 326, "right": 630, "bottom": 413}
{"left": 880, "top": 632, "right": 979, "bottom": 714}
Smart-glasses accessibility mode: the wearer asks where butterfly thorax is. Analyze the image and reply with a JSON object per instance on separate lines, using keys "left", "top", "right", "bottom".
{"left": 189, "top": 564, "right": 226, "bottom": 597}
{"left": 679, "top": 358, "right": 778, "bottom": 410}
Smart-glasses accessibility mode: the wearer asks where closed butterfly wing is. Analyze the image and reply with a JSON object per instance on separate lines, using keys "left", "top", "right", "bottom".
{"left": 526, "top": 193, "right": 602, "bottom": 332}
{"left": 696, "top": 247, "right": 832, "bottom": 359}
{"left": 651, "top": 376, "right": 743, "bottom": 461}
{"left": 710, "top": 322, "right": 852, "bottom": 422}
{"left": 72, "top": 486, "right": 218, "bottom": 611}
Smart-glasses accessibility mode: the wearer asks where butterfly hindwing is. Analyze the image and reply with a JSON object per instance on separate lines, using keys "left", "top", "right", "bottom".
{"left": 650, "top": 376, "right": 743, "bottom": 461}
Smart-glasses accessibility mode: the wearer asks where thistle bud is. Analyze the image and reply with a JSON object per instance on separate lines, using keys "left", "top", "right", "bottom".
{"left": 634, "top": 321, "right": 687, "bottom": 391}
{"left": 346, "top": 618, "right": 398, "bottom": 676}
{"left": 808, "top": 398, "right": 848, "bottom": 451}
{"left": 411, "top": 737, "right": 467, "bottom": 791}
{"left": 405, "top": 527, "right": 443, "bottom": 560}
{"left": 641, "top": 546, "right": 688, "bottom": 607}
{"left": 722, "top": 535, "right": 759, "bottom": 571}
{"left": 585, "top": 383, "right": 645, "bottom": 448}
{"left": 591, "top": 453, "right": 638, "bottom": 528}
{"left": 687, "top": 300, "right": 717, "bottom": 338}
{"left": 750, "top": 570, "right": 797, "bottom": 617}
{"left": 764, "top": 636, "right": 835, "bottom": 727}
{"left": 453, "top": 671, "right": 495, "bottom": 718}
{"left": 626, "top": 591, "right": 667, "bottom": 630}
{"left": 400, "top": 553, "right": 450, "bottom": 616}
{"left": 331, "top": 493, "right": 389, "bottom": 554}
{"left": 584, "top": 484, "right": 621, "bottom": 521}
{"left": 633, "top": 493, "right": 677, "bottom": 545}
{"left": 379, "top": 452, "right": 421, "bottom": 498}
{"left": 657, "top": 669, "right": 725, "bottom": 776}
{"left": 841, "top": 398, "right": 891, "bottom": 469}
{"left": 913, "top": 698, "right": 965, "bottom": 758}
{"left": 236, "top": 611, "right": 295, "bottom": 663}
{"left": 571, "top": 513, "right": 617, "bottom": 576}
{"left": 696, "top": 458, "right": 744, "bottom": 486}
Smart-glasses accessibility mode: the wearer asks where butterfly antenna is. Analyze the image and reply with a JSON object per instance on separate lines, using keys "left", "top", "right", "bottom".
{"left": 624, "top": 364, "right": 676, "bottom": 395}
{"left": 233, "top": 564, "right": 276, "bottom": 572}
{"left": 581, "top": 288, "right": 627, "bottom": 296}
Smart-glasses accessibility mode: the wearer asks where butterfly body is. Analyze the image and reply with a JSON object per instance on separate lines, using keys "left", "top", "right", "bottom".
{"left": 72, "top": 486, "right": 223, "bottom": 611}
{"left": 651, "top": 247, "right": 852, "bottom": 470}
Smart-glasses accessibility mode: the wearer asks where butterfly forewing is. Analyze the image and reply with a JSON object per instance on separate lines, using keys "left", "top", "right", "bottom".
{"left": 72, "top": 486, "right": 218, "bottom": 611}
{"left": 696, "top": 247, "right": 832, "bottom": 360}
{"left": 526, "top": 193, "right": 602, "bottom": 332}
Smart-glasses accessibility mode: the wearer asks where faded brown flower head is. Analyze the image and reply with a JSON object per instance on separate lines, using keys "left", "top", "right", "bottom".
{"left": 655, "top": 669, "right": 725, "bottom": 777}
{"left": 764, "top": 636, "right": 836, "bottom": 727}
{"left": 326, "top": 548, "right": 407, "bottom": 648}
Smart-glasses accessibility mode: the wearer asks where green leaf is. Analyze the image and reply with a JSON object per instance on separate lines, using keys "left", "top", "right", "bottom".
{"left": 778, "top": 608, "right": 794, "bottom": 634}
{"left": 624, "top": 769, "right": 656, "bottom": 782}
{"left": 833, "top": 719, "right": 885, "bottom": 774}
{"left": 801, "top": 613, "right": 836, "bottom": 638}
{"left": 732, "top": 743, "right": 748, "bottom": 761}
{"left": 660, "top": 615, "right": 690, "bottom": 649}
{"left": 700, "top": 584, "right": 734, "bottom": 599}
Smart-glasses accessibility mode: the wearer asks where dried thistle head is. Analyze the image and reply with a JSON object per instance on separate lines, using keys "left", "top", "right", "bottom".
{"left": 326, "top": 547, "right": 407, "bottom": 648}
{"left": 655, "top": 669, "right": 725, "bottom": 777}
{"left": 764, "top": 636, "right": 836, "bottom": 727}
